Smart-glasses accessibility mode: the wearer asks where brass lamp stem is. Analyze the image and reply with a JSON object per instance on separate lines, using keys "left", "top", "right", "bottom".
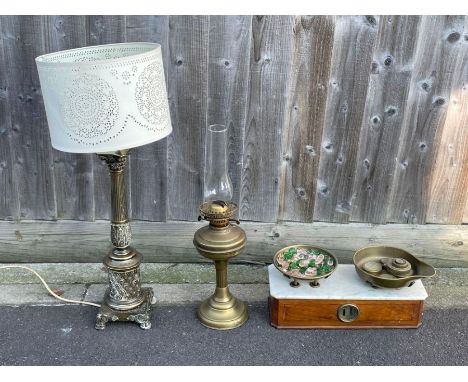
{"left": 95, "top": 149, "right": 154, "bottom": 330}
{"left": 215, "top": 260, "right": 228, "bottom": 289}
{"left": 110, "top": 163, "right": 128, "bottom": 225}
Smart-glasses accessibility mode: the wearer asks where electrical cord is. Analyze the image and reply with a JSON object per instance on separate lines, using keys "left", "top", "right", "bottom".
{"left": 0, "top": 265, "right": 101, "bottom": 308}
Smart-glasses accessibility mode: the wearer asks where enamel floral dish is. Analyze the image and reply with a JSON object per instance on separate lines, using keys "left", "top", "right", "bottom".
{"left": 273, "top": 245, "right": 338, "bottom": 288}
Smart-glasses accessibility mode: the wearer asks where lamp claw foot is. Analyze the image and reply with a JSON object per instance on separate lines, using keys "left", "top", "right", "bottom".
{"left": 95, "top": 313, "right": 109, "bottom": 330}
{"left": 132, "top": 313, "right": 151, "bottom": 330}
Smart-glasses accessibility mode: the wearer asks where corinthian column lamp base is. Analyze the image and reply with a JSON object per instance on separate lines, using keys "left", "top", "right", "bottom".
{"left": 94, "top": 151, "right": 154, "bottom": 330}
{"left": 96, "top": 288, "right": 154, "bottom": 330}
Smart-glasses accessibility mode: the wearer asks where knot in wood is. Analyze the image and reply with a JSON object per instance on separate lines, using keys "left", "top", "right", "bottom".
{"left": 421, "top": 81, "right": 431, "bottom": 92}
{"left": 365, "top": 16, "right": 377, "bottom": 27}
{"left": 364, "top": 158, "right": 370, "bottom": 169}
{"left": 305, "top": 145, "right": 315, "bottom": 156}
{"left": 320, "top": 185, "right": 329, "bottom": 195}
{"left": 371, "top": 115, "right": 381, "bottom": 124}
{"left": 434, "top": 97, "right": 446, "bottom": 106}
{"left": 296, "top": 188, "right": 306, "bottom": 197}
{"left": 447, "top": 32, "right": 460, "bottom": 43}
{"left": 384, "top": 56, "right": 393, "bottom": 67}
{"left": 385, "top": 107, "right": 397, "bottom": 116}
{"left": 323, "top": 142, "right": 333, "bottom": 152}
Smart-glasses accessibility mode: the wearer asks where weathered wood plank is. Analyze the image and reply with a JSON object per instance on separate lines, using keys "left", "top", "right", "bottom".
{"left": 0, "top": 18, "right": 19, "bottom": 220}
{"left": 126, "top": 16, "right": 170, "bottom": 221}
{"left": 314, "top": 16, "right": 379, "bottom": 223}
{"left": 44, "top": 16, "right": 95, "bottom": 221}
{"left": 0, "top": 16, "right": 57, "bottom": 220}
{"left": 279, "top": 16, "right": 335, "bottom": 222}
{"left": 207, "top": 15, "right": 252, "bottom": 206}
{"left": 0, "top": 220, "right": 466, "bottom": 267}
{"left": 351, "top": 16, "right": 422, "bottom": 223}
{"left": 240, "top": 15, "right": 294, "bottom": 222}
{"left": 86, "top": 15, "right": 127, "bottom": 220}
{"left": 167, "top": 16, "right": 210, "bottom": 220}
{"left": 426, "top": 17, "right": 468, "bottom": 224}
{"left": 388, "top": 16, "right": 466, "bottom": 224}
{"left": 464, "top": 199, "right": 468, "bottom": 224}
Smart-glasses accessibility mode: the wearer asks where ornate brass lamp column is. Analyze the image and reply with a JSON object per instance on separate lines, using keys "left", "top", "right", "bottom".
{"left": 193, "top": 124, "right": 248, "bottom": 329}
{"left": 95, "top": 150, "right": 153, "bottom": 330}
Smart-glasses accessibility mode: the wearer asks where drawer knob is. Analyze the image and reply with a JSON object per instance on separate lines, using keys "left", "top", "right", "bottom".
{"left": 337, "top": 303, "right": 360, "bottom": 322}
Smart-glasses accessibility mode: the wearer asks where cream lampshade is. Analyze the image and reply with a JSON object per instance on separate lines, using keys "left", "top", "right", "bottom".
{"left": 36, "top": 42, "right": 172, "bottom": 153}
{"left": 35, "top": 42, "right": 172, "bottom": 330}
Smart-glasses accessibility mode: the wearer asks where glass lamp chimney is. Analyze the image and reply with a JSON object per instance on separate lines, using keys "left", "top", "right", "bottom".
{"left": 204, "top": 124, "right": 233, "bottom": 202}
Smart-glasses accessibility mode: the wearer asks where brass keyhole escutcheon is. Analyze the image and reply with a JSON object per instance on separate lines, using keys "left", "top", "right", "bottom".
{"left": 337, "top": 303, "right": 360, "bottom": 322}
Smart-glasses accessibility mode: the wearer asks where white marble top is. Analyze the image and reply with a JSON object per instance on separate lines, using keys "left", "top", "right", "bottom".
{"left": 268, "top": 264, "right": 428, "bottom": 300}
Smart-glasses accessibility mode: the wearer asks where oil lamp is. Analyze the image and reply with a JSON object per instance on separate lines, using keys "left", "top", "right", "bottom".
{"left": 193, "top": 124, "right": 248, "bottom": 329}
{"left": 35, "top": 42, "right": 172, "bottom": 330}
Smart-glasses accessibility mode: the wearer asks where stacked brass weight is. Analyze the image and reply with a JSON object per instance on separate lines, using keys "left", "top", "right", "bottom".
{"left": 193, "top": 200, "right": 248, "bottom": 329}
{"left": 95, "top": 150, "right": 154, "bottom": 330}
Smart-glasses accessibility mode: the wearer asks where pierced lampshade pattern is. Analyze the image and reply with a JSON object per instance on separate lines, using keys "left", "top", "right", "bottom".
{"left": 36, "top": 42, "right": 172, "bottom": 153}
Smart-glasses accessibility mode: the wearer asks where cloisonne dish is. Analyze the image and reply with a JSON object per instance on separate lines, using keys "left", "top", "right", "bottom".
{"left": 353, "top": 245, "right": 436, "bottom": 289}
{"left": 273, "top": 245, "right": 338, "bottom": 288}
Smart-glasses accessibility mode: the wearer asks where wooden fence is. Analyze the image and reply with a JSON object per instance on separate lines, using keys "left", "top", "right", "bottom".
{"left": 1, "top": 15, "right": 467, "bottom": 226}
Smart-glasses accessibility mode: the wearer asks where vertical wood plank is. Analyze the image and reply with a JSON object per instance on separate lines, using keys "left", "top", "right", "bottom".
{"left": 1, "top": 16, "right": 57, "bottom": 220}
{"left": 388, "top": 16, "right": 466, "bottom": 224}
{"left": 426, "top": 17, "right": 468, "bottom": 224}
{"left": 240, "top": 15, "right": 294, "bottom": 222}
{"left": 350, "top": 16, "right": 422, "bottom": 223}
{"left": 278, "top": 16, "right": 335, "bottom": 222}
{"left": 0, "top": 17, "right": 20, "bottom": 220}
{"left": 126, "top": 16, "right": 169, "bottom": 221}
{"left": 464, "top": 198, "right": 468, "bottom": 224}
{"left": 44, "top": 16, "right": 95, "bottom": 221}
{"left": 314, "top": 16, "right": 379, "bottom": 223}
{"left": 167, "top": 16, "right": 209, "bottom": 220}
{"left": 207, "top": 15, "right": 252, "bottom": 206}
{"left": 86, "top": 16, "right": 127, "bottom": 220}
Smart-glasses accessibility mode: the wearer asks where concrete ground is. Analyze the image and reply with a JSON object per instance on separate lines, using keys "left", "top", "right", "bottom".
{"left": 0, "top": 264, "right": 467, "bottom": 365}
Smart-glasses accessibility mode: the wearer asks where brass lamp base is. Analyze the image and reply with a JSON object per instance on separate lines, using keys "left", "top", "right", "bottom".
{"left": 198, "top": 287, "right": 248, "bottom": 330}
{"left": 194, "top": 200, "right": 249, "bottom": 330}
{"left": 96, "top": 288, "right": 154, "bottom": 330}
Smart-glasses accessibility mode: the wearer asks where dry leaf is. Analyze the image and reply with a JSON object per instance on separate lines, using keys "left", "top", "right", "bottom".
{"left": 49, "top": 289, "right": 64, "bottom": 297}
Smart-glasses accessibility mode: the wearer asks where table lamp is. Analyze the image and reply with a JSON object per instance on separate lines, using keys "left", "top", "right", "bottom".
{"left": 193, "top": 124, "right": 248, "bottom": 329}
{"left": 36, "top": 42, "right": 172, "bottom": 330}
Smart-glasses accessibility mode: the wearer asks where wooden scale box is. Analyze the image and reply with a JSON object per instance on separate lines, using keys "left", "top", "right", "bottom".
{"left": 269, "top": 245, "right": 434, "bottom": 329}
